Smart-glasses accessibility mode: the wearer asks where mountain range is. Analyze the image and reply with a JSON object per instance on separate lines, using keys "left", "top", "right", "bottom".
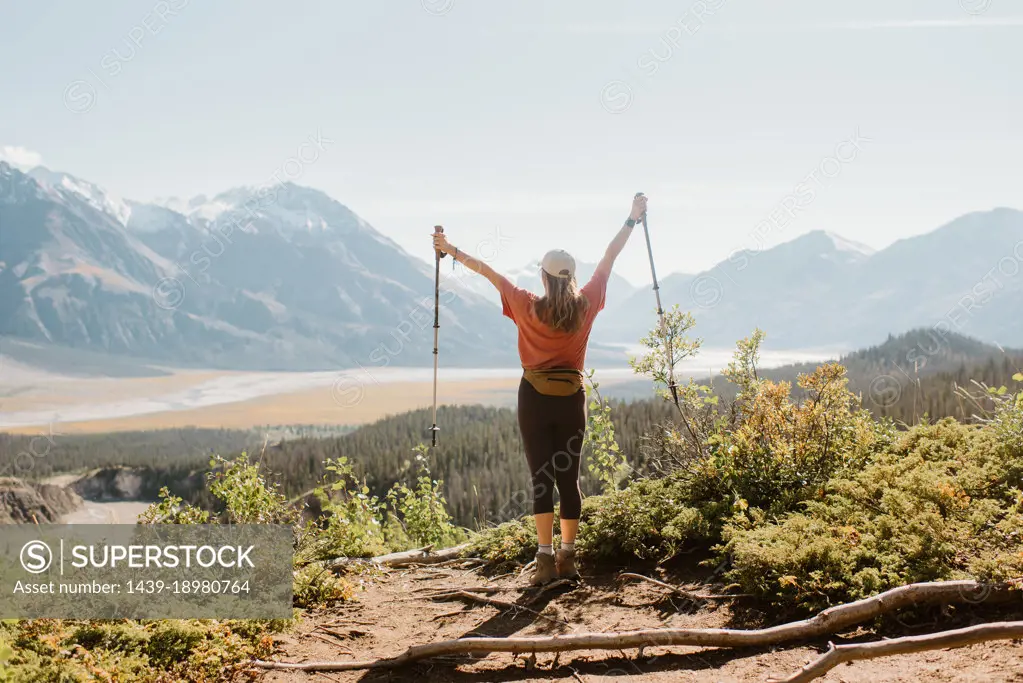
{"left": 0, "top": 162, "right": 516, "bottom": 370}
{"left": 600, "top": 210, "right": 1023, "bottom": 350}
{"left": 1, "top": 160, "right": 1021, "bottom": 371}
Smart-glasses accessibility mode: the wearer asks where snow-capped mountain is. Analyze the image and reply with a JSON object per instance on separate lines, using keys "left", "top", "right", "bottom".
{"left": 0, "top": 162, "right": 516, "bottom": 370}
{"left": 27, "top": 166, "right": 132, "bottom": 227}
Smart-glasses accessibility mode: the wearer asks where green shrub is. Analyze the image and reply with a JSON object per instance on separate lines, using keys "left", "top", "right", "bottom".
{"left": 207, "top": 452, "right": 298, "bottom": 524}
{"left": 138, "top": 488, "right": 211, "bottom": 524}
{"left": 0, "top": 619, "right": 286, "bottom": 682}
{"left": 577, "top": 477, "right": 721, "bottom": 562}
{"left": 69, "top": 621, "right": 150, "bottom": 653}
{"left": 723, "top": 416, "right": 1023, "bottom": 612}
{"left": 584, "top": 370, "right": 630, "bottom": 493}
{"left": 145, "top": 621, "right": 207, "bottom": 668}
{"left": 293, "top": 563, "right": 356, "bottom": 608}
{"left": 465, "top": 517, "right": 538, "bottom": 571}
{"left": 139, "top": 451, "right": 296, "bottom": 525}
{"left": 385, "top": 446, "right": 465, "bottom": 548}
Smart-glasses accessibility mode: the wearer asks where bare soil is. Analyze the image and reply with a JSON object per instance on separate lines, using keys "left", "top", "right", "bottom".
{"left": 260, "top": 562, "right": 1023, "bottom": 683}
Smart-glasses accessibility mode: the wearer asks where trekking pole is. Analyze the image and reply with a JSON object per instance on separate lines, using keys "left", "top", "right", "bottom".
{"left": 430, "top": 225, "right": 446, "bottom": 447}
{"left": 636, "top": 192, "right": 679, "bottom": 404}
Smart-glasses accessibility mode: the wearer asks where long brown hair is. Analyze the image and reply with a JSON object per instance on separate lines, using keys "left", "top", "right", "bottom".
{"left": 533, "top": 270, "right": 589, "bottom": 333}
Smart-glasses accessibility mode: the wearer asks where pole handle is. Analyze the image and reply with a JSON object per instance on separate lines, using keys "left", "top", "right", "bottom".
{"left": 434, "top": 225, "right": 446, "bottom": 259}
{"left": 634, "top": 191, "right": 648, "bottom": 221}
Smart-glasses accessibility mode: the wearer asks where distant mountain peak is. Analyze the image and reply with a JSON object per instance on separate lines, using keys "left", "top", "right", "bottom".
{"left": 821, "top": 230, "right": 876, "bottom": 256}
{"left": 802, "top": 229, "right": 876, "bottom": 257}
{"left": 150, "top": 194, "right": 209, "bottom": 215}
{"left": 27, "top": 165, "right": 132, "bottom": 227}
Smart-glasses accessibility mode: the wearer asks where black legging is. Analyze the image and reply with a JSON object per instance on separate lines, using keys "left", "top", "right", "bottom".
{"left": 517, "top": 378, "right": 585, "bottom": 519}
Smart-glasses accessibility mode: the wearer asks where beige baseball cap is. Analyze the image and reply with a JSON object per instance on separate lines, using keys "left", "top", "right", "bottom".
{"left": 541, "top": 249, "right": 576, "bottom": 279}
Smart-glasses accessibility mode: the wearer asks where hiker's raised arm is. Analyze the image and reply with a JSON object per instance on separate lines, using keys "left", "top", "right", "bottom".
{"left": 596, "top": 194, "right": 646, "bottom": 277}
{"left": 432, "top": 231, "right": 511, "bottom": 291}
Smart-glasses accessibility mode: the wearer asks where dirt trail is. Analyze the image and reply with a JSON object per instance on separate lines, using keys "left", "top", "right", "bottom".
{"left": 263, "top": 564, "right": 1023, "bottom": 683}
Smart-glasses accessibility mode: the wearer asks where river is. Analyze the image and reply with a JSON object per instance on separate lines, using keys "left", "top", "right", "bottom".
{"left": 45, "top": 475, "right": 154, "bottom": 524}
{"left": 0, "top": 349, "right": 841, "bottom": 431}
{"left": 60, "top": 500, "right": 153, "bottom": 524}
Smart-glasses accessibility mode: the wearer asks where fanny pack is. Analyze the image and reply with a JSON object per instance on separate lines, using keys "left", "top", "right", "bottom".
{"left": 523, "top": 368, "right": 584, "bottom": 396}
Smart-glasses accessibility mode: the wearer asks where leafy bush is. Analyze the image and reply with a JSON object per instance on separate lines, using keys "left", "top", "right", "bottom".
{"left": 723, "top": 411, "right": 1023, "bottom": 612}
{"left": 0, "top": 618, "right": 284, "bottom": 682}
{"left": 207, "top": 453, "right": 299, "bottom": 524}
{"left": 465, "top": 517, "right": 538, "bottom": 571}
{"left": 300, "top": 455, "right": 390, "bottom": 561}
{"left": 292, "top": 563, "right": 356, "bottom": 608}
{"left": 138, "top": 488, "right": 211, "bottom": 524}
{"left": 141, "top": 444, "right": 465, "bottom": 565}
{"left": 138, "top": 452, "right": 297, "bottom": 525}
{"left": 577, "top": 477, "right": 720, "bottom": 561}
{"left": 695, "top": 363, "right": 893, "bottom": 514}
{"left": 385, "top": 446, "right": 465, "bottom": 548}
{"left": 584, "top": 370, "right": 630, "bottom": 493}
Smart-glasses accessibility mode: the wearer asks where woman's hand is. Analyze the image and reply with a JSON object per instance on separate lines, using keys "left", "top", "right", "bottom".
{"left": 433, "top": 231, "right": 454, "bottom": 256}
{"left": 630, "top": 193, "right": 648, "bottom": 221}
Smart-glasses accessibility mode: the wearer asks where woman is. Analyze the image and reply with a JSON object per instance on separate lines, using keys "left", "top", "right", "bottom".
{"left": 432, "top": 193, "right": 647, "bottom": 585}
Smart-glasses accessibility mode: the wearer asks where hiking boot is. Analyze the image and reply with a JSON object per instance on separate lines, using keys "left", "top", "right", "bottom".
{"left": 530, "top": 552, "right": 557, "bottom": 586}
{"left": 555, "top": 548, "right": 579, "bottom": 580}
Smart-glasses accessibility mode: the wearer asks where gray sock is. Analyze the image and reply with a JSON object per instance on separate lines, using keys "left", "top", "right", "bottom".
{"left": 561, "top": 541, "right": 575, "bottom": 552}
{"left": 538, "top": 544, "right": 554, "bottom": 556}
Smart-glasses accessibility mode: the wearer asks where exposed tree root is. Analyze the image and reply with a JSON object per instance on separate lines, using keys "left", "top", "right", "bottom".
{"left": 771, "top": 620, "right": 1023, "bottom": 683}
{"left": 252, "top": 579, "right": 1017, "bottom": 672}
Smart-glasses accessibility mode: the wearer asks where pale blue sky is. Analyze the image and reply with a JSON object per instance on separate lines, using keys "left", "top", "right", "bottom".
{"left": 1, "top": 0, "right": 1020, "bottom": 284}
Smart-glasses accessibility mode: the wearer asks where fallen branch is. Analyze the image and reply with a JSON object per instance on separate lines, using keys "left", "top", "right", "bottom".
{"left": 432, "top": 557, "right": 486, "bottom": 568}
{"left": 251, "top": 579, "right": 1017, "bottom": 673}
{"left": 328, "top": 543, "right": 469, "bottom": 569}
{"left": 411, "top": 587, "right": 501, "bottom": 600}
{"left": 619, "top": 573, "right": 748, "bottom": 602}
{"left": 772, "top": 620, "right": 1023, "bottom": 683}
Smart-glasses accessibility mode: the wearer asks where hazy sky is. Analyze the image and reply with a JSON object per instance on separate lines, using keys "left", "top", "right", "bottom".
{"left": 1, "top": 0, "right": 1020, "bottom": 284}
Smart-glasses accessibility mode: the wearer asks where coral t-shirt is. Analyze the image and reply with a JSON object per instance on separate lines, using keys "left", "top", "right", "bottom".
{"left": 499, "top": 267, "right": 609, "bottom": 371}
